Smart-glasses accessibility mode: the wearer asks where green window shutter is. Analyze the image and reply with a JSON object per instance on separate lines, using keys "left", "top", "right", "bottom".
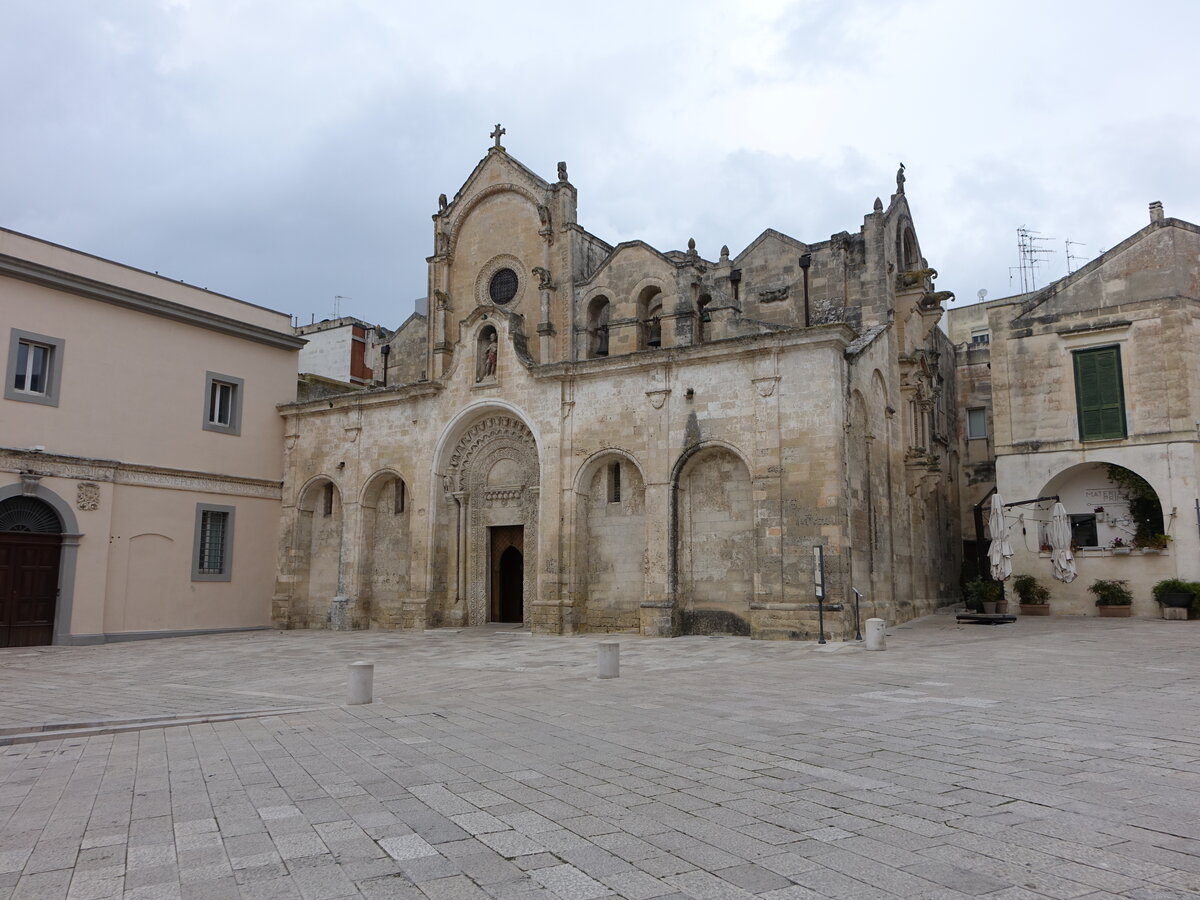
{"left": 1074, "top": 347, "right": 1126, "bottom": 441}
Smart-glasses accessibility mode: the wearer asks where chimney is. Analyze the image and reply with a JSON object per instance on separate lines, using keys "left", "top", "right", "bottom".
{"left": 1149, "top": 201, "right": 1164, "bottom": 224}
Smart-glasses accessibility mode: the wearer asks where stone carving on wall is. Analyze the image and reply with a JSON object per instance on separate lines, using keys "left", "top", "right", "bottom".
{"left": 444, "top": 415, "right": 541, "bottom": 626}
{"left": 76, "top": 482, "right": 100, "bottom": 511}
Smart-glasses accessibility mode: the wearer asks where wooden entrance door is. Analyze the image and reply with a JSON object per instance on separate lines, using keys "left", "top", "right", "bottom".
{"left": 489, "top": 525, "right": 524, "bottom": 623}
{"left": 0, "top": 534, "right": 61, "bottom": 647}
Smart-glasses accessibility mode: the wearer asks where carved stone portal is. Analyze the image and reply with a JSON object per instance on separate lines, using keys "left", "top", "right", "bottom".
{"left": 444, "top": 415, "right": 540, "bottom": 626}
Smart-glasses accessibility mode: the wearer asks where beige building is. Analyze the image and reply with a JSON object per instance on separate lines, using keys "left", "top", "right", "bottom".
{"left": 274, "top": 140, "right": 962, "bottom": 640}
{"left": 948, "top": 203, "right": 1200, "bottom": 614}
{"left": 1, "top": 228, "right": 303, "bottom": 646}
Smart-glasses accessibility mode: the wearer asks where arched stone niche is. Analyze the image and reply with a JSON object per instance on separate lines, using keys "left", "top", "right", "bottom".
{"left": 574, "top": 452, "right": 646, "bottom": 632}
{"left": 673, "top": 445, "right": 755, "bottom": 635}
{"left": 437, "top": 414, "right": 540, "bottom": 626}
{"left": 293, "top": 478, "right": 343, "bottom": 628}
{"left": 359, "top": 470, "right": 410, "bottom": 628}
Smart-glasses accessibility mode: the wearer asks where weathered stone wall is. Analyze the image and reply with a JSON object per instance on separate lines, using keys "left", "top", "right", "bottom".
{"left": 275, "top": 147, "right": 961, "bottom": 639}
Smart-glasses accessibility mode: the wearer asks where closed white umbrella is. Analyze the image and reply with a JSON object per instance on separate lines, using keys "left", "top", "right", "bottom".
{"left": 1049, "top": 501, "right": 1077, "bottom": 583}
{"left": 988, "top": 492, "right": 1013, "bottom": 582}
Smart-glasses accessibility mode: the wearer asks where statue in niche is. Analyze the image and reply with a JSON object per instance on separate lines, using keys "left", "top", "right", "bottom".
{"left": 477, "top": 333, "right": 498, "bottom": 382}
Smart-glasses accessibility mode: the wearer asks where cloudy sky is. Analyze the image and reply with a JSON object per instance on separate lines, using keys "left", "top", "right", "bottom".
{"left": 4, "top": 1, "right": 1197, "bottom": 328}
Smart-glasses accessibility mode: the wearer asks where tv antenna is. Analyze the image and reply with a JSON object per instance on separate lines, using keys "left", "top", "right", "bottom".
{"left": 1065, "top": 239, "right": 1087, "bottom": 275}
{"left": 977, "top": 288, "right": 988, "bottom": 303}
{"left": 1016, "top": 226, "right": 1055, "bottom": 292}
{"left": 333, "top": 295, "right": 352, "bottom": 318}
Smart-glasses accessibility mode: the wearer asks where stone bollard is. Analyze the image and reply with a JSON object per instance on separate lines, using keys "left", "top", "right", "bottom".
{"left": 1163, "top": 607, "right": 1187, "bottom": 621}
{"left": 597, "top": 642, "right": 620, "bottom": 679}
{"left": 347, "top": 661, "right": 374, "bottom": 705}
{"left": 864, "top": 618, "right": 886, "bottom": 651}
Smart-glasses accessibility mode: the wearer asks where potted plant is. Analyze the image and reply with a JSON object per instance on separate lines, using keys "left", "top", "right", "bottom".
{"left": 1152, "top": 579, "right": 1196, "bottom": 612}
{"left": 964, "top": 578, "right": 1003, "bottom": 614}
{"left": 1089, "top": 578, "right": 1133, "bottom": 616}
{"left": 1133, "top": 533, "right": 1171, "bottom": 553}
{"left": 1109, "top": 537, "right": 1131, "bottom": 555}
{"left": 1013, "top": 574, "right": 1050, "bottom": 616}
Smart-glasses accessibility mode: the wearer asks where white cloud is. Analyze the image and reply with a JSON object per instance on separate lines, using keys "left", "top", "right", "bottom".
{"left": 1, "top": 0, "right": 1196, "bottom": 324}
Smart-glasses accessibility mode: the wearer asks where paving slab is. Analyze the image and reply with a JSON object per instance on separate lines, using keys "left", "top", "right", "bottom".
{"left": 1, "top": 616, "right": 1198, "bottom": 897}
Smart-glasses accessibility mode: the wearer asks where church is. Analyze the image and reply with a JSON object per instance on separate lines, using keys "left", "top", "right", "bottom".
{"left": 272, "top": 132, "right": 962, "bottom": 640}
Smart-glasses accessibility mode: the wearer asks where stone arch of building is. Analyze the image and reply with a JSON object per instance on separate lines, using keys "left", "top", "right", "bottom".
{"left": 869, "top": 367, "right": 896, "bottom": 608}
{"left": 1037, "top": 461, "right": 1167, "bottom": 550}
{"left": 429, "top": 405, "right": 542, "bottom": 628}
{"left": 358, "top": 468, "right": 412, "bottom": 628}
{"left": 669, "top": 440, "right": 756, "bottom": 636}
{"left": 0, "top": 482, "right": 78, "bottom": 646}
{"left": 291, "top": 476, "right": 344, "bottom": 628}
{"left": 571, "top": 448, "right": 647, "bottom": 633}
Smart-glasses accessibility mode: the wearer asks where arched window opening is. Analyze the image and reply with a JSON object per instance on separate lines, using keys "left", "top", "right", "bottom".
{"left": 607, "top": 461, "right": 621, "bottom": 503}
{"left": 322, "top": 483, "right": 334, "bottom": 517}
{"left": 901, "top": 227, "right": 918, "bottom": 271}
{"left": 696, "top": 294, "right": 713, "bottom": 343}
{"left": 587, "top": 297, "right": 610, "bottom": 358}
{"left": 637, "top": 286, "right": 662, "bottom": 350}
{"left": 394, "top": 478, "right": 406, "bottom": 515}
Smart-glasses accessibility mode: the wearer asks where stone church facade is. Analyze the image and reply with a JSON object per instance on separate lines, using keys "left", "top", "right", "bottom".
{"left": 273, "top": 137, "right": 961, "bottom": 640}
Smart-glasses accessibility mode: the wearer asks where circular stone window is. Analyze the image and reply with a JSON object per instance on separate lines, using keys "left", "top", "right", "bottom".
{"left": 489, "top": 268, "right": 519, "bottom": 305}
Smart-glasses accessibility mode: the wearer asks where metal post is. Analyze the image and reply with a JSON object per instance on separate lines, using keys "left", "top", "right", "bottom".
{"left": 852, "top": 588, "right": 863, "bottom": 641}
{"left": 814, "top": 546, "right": 826, "bottom": 644}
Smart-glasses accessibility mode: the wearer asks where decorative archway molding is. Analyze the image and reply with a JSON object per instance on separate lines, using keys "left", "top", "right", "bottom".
{"left": 0, "top": 480, "right": 81, "bottom": 645}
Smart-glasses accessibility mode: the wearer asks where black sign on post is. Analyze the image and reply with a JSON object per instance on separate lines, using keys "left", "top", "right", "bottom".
{"left": 814, "top": 545, "right": 826, "bottom": 644}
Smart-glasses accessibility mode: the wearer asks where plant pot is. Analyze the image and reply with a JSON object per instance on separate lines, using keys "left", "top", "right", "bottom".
{"left": 1159, "top": 592, "right": 1193, "bottom": 609}
{"left": 1111, "top": 548, "right": 1131, "bottom": 555}
{"left": 1020, "top": 603, "right": 1050, "bottom": 616}
{"left": 1140, "top": 548, "right": 1162, "bottom": 555}
{"left": 982, "top": 601, "right": 998, "bottom": 614}
{"left": 1097, "top": 605, "right": 1132, "bottom": 617}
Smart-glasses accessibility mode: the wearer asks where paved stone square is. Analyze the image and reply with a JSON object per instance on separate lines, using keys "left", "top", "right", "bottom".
{"left": 1, "top": 615, "right": 1198, "bottom": 899}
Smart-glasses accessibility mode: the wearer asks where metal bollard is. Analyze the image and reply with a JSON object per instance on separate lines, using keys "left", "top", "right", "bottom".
{"left": 864, "top": 618, "right": 886, "bottom": 651}
{"left": 347, "top": 661, "right": 374, "bottom": 704}
{"left": 597, "top": 642, "right": 620, "bottom": 679}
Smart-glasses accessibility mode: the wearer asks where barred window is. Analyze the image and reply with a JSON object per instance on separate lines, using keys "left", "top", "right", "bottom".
{"left": 193, "top": 504, "right": 234, "bottom": 581}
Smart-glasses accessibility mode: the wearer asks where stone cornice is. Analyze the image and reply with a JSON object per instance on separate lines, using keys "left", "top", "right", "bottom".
{"left": 0, "top": 253, "right": 306, "bottom": 351}
{"left": 0, "top": 448, "right": 282, "bottom": 500}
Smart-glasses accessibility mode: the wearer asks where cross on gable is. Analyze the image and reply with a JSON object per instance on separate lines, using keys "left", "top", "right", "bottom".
{"left": 490, "top": 123, "right": 506, "bottom": 149}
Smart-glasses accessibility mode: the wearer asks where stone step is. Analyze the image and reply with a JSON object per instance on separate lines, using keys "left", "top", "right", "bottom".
{"left": 0, "top": 706, "right": 325, "bottom": 746}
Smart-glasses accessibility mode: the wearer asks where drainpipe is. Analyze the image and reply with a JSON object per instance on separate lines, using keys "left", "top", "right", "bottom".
{"left": 799, "top": 253, "right": 812, "bottom": 327}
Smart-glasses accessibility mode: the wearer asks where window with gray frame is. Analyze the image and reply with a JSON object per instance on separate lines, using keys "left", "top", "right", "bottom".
{"left": 192, "top": 503, "right": 235, "bottom": 581}
{"left": 203, "top": 371, "right": 244, "bottom": 435}
{"left": 966, "top": 407, "right": 988, "bottom": 439}
{"left": 6, "top": 329, "right": 65, "bottom": 407}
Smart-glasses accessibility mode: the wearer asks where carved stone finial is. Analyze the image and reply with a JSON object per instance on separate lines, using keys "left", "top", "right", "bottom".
{"left": 438, "top": 193, "right": 448, "bottom": 213}
{"left": 896, "top": 162, "right": 906, "bottom": 194}
{"left": 873, "top": 197, "right": 883, "bottom": 213}
{"left": 557, "top": 161, "right": 568, "bottom": 181}
{"left": 687, "top": 237, "right": 697, "bottom": 256}
{"left": 720, "top": 244, "right": 730, "bottom": 261}
{"left": 538, "top": 205, "right": 550, "bottom": 228}
{"left": 490, "top": 123, "right": 506, "bottom": 150}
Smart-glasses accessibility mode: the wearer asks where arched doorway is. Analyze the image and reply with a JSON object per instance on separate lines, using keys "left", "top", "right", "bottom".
{"left": 0, "top": 496, "right": 63, "bottom": 647}
{"left": 434, "top": 413, "right": 540, "bottom": 627}
{"left": 492, "top": 531, "right": 524, "bottom": 623}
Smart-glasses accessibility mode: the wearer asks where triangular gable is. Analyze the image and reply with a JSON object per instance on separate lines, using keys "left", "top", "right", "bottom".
{"left": 448, "top": 149, "right": 552, "bottom": 210}
{"left": 1011, "top": 217, "right": 1200, "bottom": 323}
{"left": 733, "top": 228, "right": 812, "bottom": 265}
{"left": 577, "top": 240, "right": 676, "bottom": 286}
